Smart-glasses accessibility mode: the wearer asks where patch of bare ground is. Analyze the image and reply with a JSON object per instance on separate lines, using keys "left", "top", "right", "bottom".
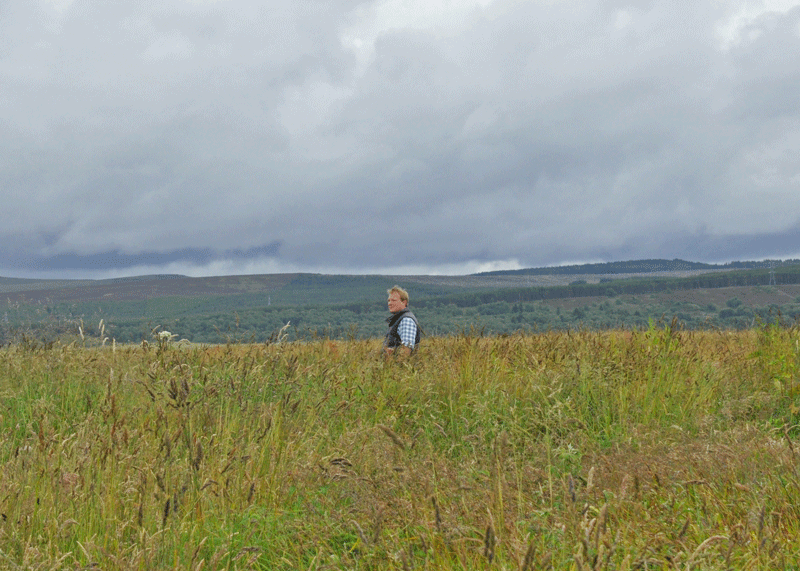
{"left": 545, "top": 285, "right": 800, "bottom": 311}
{"left": 647, "top": 285, "right": 800, "bottom": 307}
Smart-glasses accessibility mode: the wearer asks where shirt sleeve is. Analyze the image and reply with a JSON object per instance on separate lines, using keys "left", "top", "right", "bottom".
{"left": 397, "top": 317, "right": 418, "bottom": 348}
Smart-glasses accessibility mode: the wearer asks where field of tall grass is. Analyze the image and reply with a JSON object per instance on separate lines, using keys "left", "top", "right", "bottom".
{"left": 1, "top": 323, "right": 799, "bottom": 569}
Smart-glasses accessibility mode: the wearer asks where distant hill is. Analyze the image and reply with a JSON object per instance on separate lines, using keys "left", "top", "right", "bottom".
{"left": 1, "top": 258, "right": 794, "bottom": 306}
{"left": 0, "top": 274, "right": 298, "bottom": 304}
{"left": 474, "top": 258, "right": 800, "bottom": 276}
{"left": 0, "top": 263, "right": 728, "bottom": 307}
{"left": 4, "top": 259, "right": 800, "bottom": 344}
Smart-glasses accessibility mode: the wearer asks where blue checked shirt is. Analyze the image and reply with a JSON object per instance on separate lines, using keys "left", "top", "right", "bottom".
{"left": 397, "top": 317, "right": 418, "bottom": 348}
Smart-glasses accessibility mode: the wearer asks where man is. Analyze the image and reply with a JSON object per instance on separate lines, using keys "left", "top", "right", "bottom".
{"left": 384, "top": 285, "right": 421, "bottom": 356}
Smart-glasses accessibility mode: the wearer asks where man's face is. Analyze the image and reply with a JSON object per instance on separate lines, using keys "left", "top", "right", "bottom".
{"left": 387, "top": 292, "right": 407, "bottom": 313}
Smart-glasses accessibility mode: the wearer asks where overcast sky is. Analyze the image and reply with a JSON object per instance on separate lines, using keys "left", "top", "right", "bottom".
{"left": 2, "top": 0, "right": 800, "bottom": 279}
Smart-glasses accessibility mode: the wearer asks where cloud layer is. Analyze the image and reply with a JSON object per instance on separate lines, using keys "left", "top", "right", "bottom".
{"left": 2, "top": 0, "right": 800, "bottom": 278}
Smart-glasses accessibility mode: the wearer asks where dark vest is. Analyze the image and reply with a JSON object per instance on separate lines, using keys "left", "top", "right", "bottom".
{"left": 384, "top": 308, "right": 421, "bottom": 350}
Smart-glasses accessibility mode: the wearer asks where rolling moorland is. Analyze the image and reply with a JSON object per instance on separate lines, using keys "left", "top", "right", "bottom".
{"left": 3, "top": 258, "right": 800, "bottom": 345}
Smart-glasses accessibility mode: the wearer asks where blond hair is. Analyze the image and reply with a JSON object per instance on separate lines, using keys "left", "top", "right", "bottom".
{"left": 387, "top": 285, "right": 409, "bottom": 304}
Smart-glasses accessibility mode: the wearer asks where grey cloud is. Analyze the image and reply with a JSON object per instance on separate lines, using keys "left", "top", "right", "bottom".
{"left": 2, "top": 0, "right": 800, "bottom": 278}
{"left": 2, "top": 241, "right": 282, "bottom": 272}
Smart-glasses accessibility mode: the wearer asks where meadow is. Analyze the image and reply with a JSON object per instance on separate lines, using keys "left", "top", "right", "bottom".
{"left": 1, "top": 323, "right": 799, "bottom": 569}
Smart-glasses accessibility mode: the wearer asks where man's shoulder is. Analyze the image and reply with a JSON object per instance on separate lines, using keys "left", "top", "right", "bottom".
{"left": 399, "top": 313, "right": 418, "bottom": 326}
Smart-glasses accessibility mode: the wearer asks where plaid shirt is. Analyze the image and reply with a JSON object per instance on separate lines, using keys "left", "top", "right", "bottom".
{"left": 396, "top": 316, "right": 418, "bottom": 348}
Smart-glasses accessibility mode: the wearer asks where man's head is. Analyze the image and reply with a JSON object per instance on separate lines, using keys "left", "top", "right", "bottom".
{"left": 387, "top": 285, "right": 409, "bottom": 313}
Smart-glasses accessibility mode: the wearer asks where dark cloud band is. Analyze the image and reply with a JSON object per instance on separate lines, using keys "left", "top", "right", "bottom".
{"left": 2, "top": 242, "right": 282, "bottom": 271}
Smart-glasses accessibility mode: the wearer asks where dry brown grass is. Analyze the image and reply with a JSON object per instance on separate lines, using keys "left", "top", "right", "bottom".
{"left": 0, "top": 327, "right": 799, "bottom": 568}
